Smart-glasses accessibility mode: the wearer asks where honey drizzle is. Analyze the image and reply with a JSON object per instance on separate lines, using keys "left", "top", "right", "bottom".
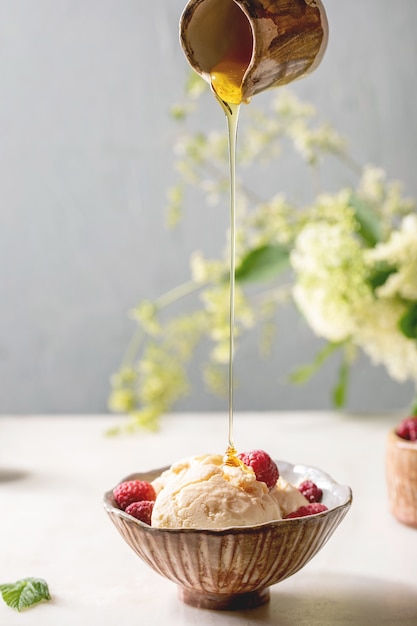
{"left": 209, "top": 38, "right": 252, "bottom": 469}
{"left": 210, "top": 59, "right": 246, "bottom": 105}
{"left": 223, "top": 100, "right": 240, "bottom": 467}
{"left": 206, "top": 98, "right": 240, "bottom": 468}
{"left": 209, "top": 2, "right": 252, "bottom": 106}
{"left": 225, "top": 100, "right": 240, "bottom": 451}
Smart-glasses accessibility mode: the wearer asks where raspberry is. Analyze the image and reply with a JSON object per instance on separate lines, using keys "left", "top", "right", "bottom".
{"left": 298, "top": 480, "right": 322, "bottom": 503}
{"left": 396, "top": 417, "right": 417, "bottom": 442}
{"left": 113, "top": 480, "right": 156, "bottom": 511}
{"left": 237, "top": 450, "right": 279, "bottom": 490}
{"left": 285, "top": 503, "right": 328, "bottom": 519}
{"left": 125, "top": 500, "right": 154, "bottom": 525}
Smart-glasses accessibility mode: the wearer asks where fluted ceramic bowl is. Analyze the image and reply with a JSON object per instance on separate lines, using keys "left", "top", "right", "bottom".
{"left": 103, "top": 460, "right": 352, "bottom": 610}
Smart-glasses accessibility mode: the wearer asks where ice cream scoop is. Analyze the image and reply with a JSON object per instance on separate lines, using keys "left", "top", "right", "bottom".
{"left": 151, "top": 454, "right": 284, "bottom": 529}
{"left": 273, "top": 476, "right": 310, "bottom": 518}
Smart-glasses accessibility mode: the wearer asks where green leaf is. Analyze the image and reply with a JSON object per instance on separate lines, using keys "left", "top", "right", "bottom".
{"left": 348, "top": 193, "right": 382, "bottom": 247}
{"left": 410, "top": 397, "right": 417, "bottom": 416}
{"left": 0, "top": 578, "right": 51, "bottom": 612}
{"left": 235, "top": 244, "right": 290, "bottom": 283}
{"left": 368, "top": 261, "right": 397, "bottom": 291}
{"left": 332, "top": 359, "right": 350, "bottom": 408}
{"left": 398, "top": 302, "right": 417, "bottom": 339}
{"left": 289, "top": 342, "right": 341, "bottom": 385}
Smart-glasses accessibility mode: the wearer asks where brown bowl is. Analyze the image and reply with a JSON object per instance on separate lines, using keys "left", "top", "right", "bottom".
{"left": 103, "top": 460, "right": 352, "bottom": 610}
{"left": 386, "top": 429, "right": 417, "bottom": 528}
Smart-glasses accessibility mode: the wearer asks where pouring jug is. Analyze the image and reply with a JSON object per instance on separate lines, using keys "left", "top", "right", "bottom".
{"left": 180, "top": 0, "right": 328, "bottom": 103}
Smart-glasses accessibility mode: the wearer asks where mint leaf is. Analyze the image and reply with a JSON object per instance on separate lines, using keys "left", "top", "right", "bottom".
{"left": 235, "top": 244, "right": 290, "bottom": 283}
{"left": 0, "top": 578, "right": 51, "bottom": 612}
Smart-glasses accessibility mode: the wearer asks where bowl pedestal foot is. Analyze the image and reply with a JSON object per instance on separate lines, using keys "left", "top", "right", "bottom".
{"left": 178, "top": 586, "right": 270, "bottom": 610}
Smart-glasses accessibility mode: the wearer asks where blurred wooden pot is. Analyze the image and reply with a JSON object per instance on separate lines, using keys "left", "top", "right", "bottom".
{"left": 386, "top": 429, "right": 417, "bottom": 528}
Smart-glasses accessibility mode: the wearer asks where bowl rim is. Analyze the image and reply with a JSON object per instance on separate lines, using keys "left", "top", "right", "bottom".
{"left": 387, "top": 428, "right": 417, "bottom": 450}
{"left": 103, "top": 459, "right": 352, "bottom": 535}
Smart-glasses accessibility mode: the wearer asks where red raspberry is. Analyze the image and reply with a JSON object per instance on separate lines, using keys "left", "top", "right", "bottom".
{"left": 285, "top": 503, "right": 328, "bottom": 519}
{"left": 396, "top": 417, "right": 417, "bottom": 442}
{"left": 125, "top": 500, "right": 154, "bottom": 525}
{"left": 237, "top": 450, "right": 279, "bottom": 490}
{"left": 298, "top": 480, "right": 322, "bottom": 503}
{"left": 113, "top": 480, "right": 156, "bottom": 510}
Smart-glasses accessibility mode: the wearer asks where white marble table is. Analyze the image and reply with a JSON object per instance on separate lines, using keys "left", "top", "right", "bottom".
{"left": 1, "top": 412, "right": 416, "bottom": 625}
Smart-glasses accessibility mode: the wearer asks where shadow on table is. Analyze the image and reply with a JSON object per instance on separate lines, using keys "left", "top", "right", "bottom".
{"left": 0, "top": 468, "right": 29, "bottom": 482}
{"left": 179, "top": 573, "right": 417, "bottom": 625}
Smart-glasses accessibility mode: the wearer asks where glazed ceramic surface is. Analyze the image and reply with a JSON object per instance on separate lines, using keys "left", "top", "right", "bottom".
{"left": 180, "top": 0, "right": 328, "bottom": 101}
{"left": 104, "top": 460, "right": 352, "bottom": 610}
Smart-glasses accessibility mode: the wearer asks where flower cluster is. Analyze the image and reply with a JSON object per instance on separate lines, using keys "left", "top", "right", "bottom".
{"left": 291, "top": 181, "right": 417, "bottom": 386}
{"left": 108, "top": 79, "right": 417, "bottom": 432}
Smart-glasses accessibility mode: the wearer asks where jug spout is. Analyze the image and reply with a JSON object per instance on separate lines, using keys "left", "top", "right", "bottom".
{"left": 180, "top": 0, "right": 328, "bottom": 104}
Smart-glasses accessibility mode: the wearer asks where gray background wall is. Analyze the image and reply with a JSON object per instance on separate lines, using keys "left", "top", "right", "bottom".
{"left": 0, "top": 0, "right": 416, "bottom": 415}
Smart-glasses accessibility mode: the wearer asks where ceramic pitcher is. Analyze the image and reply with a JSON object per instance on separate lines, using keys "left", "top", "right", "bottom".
{"left": 180, "top": 0, "right": 328, "bottom": 102}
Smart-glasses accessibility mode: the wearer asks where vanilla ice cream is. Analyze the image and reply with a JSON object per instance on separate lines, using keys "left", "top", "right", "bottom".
{"left": 151, "top": 454, "right": 309, "bottom": 529}
{"left": 151, "top": 454, "right": 284, "bottom": 529}
{"left": 272, "top": 476, "right": 310, "bottom": 518}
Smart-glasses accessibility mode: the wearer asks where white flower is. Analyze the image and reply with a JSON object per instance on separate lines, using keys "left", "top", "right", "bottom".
{"left": 366, "top": 214, "right": 417, "bottom": 300}
{"left": 291, "top": 217, "right": 371, "bottom": 342}
{"left": 359, "top": 165, "right": 387, "bottom": 203}
{"left": 190, "top": 251, "right": 225, "bottom": 284}
{"left": 355, "top": 299, "right": 417, "bottom": 383}
{"left": 358, "top": 165, "right": 415, "bottom": 230}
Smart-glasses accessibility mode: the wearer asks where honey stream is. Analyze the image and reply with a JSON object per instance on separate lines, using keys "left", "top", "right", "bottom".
{"left": 221, "top": 99, "right": 240, "bottom": 467}
{"left": 209, "top": 15, "right": 252, "bottom": 468}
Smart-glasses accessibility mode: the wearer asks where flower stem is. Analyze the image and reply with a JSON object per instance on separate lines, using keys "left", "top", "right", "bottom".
{"left": 156, "top": 280, "right": 200, "bottom": 309}
{"left": 122, "top": 280, "right": 201, "bottom": 368}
